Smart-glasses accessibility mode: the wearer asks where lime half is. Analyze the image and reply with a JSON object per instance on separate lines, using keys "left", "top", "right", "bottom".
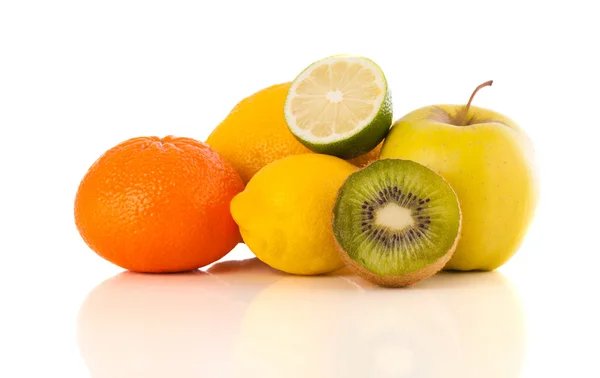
{"left": 284, "top": 55, "right": 392, "bottom": 159}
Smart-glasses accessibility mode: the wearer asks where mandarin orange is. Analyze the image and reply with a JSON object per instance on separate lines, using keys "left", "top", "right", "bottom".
{"left": 74, "top": 136, "right": 244, "bottom": 272}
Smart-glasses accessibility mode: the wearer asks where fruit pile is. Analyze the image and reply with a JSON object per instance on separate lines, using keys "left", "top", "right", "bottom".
{"left": 74, "top": 55, "right": 538, "bottom": 287}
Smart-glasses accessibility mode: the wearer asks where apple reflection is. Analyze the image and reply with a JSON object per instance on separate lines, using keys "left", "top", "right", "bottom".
{"left": 78, "top": 260, "right": 523, "bottom": 378}
{"left": 418, "top": 271, "right": 525, "bottom": 378}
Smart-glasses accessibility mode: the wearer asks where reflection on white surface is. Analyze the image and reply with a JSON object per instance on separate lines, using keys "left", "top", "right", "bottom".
{"left": 78, "top": 259, "right": 524, "bottom": 378}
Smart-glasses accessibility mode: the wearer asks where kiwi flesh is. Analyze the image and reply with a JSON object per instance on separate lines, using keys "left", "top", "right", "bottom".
{"left": 332, "top": 159, "right": 462, "bottom": 287}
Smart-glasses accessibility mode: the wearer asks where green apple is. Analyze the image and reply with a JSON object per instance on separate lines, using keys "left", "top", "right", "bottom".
{"left": 380, "top": 81, "right": 538, "bottom": 271}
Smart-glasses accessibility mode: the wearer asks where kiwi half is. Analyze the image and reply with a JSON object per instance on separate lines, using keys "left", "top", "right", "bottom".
{"left": 332, "top": 159, "right": 462, "bottom": 287}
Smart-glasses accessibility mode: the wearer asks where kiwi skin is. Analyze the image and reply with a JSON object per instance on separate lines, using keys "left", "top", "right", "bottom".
{"left": 332, "top": 161, "right": 462, "bottom": 288}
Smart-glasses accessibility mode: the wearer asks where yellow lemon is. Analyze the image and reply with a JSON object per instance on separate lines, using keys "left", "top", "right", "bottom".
{"left": 230, "top": 154, "right": 357, "bottom": 275}
{"left": 206, "top": 82, "right": 380, "bottom": 184}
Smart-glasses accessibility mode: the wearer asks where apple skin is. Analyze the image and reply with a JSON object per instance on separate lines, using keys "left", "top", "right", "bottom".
{"left": 380, "top": 104, "right": 539, "bottom": 271}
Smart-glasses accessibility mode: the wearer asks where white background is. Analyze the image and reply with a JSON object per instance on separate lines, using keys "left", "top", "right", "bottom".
{"left": 1, "top": 1, "right": 598, "bottom": 377}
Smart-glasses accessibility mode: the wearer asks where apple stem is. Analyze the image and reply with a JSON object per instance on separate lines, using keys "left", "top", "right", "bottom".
{"left": 455, "top": 80, "right": 493, "bottom": 126}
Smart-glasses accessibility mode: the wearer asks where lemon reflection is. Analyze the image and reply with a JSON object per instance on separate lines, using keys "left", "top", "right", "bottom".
{"left": 233, "top": 274, "right": 460, "bottom": 378}
{"left": 78, "top": 260, "right": 523, "bottom": 378}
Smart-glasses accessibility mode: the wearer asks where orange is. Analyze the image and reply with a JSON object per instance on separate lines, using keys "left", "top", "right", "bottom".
{"left": 206, "top": 82, "right": 381, "bottom": 184}
{"left": 74, "top": 136, "right": 244, "bottom": 273}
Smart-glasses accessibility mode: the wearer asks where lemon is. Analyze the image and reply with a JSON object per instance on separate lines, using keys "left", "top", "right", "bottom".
{"left": 206, "top": 82, "right": 381, "bottom": 184}
{"left": 284, "top": 55, "right": 393, "bottom": 159}
{"left": 230, "top": 154, "right": 357, "bottom": 275}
